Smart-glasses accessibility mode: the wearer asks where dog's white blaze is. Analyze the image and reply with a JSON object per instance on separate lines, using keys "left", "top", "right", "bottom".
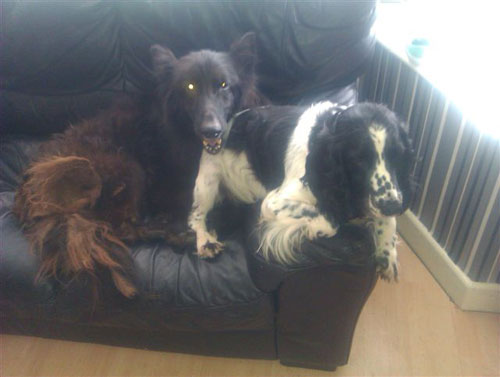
{"left": 369, "top": 124, "right": 401, "bottom": 206}
{"left": 369, "top": 125, "right": 389, "bottom": 188}
{"left": 259, "top": 102, "right": 338, "bottom": 264}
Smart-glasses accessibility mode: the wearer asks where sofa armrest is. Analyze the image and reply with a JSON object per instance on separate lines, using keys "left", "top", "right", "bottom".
{"left": 246, "top": 222, "right": 376, "bottom": 292}
{"left": 244, "top": 207, "right": 378, "bottom": 370}
{"left": 276, "top": 263, "right": 377, "bottom": 370}
{"left": 246, "top": 229, "right": 377, "bottom": 370}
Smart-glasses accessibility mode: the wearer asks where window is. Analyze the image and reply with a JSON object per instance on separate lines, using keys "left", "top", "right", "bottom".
{"left": 377, "top": 0, "right": 500, "bottom": 138}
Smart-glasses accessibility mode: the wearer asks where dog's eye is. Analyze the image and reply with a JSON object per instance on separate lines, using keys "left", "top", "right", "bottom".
{"left": 187, "top": 83, "right": 195, "bottom": 91}
{"left": 220, "top": 81, "right": 227, "bottom": 89}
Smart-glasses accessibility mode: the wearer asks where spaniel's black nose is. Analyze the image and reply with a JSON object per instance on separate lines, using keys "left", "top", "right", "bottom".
{"left": 379, "top": 199, "right": 403, "bottom": 216}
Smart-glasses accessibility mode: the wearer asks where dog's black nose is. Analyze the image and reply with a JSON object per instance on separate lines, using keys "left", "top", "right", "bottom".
{"left": 379, "top": 199, "right": 403, "bottom": 216}
{"left": 201, "top": 128, "right": 222, "bottom": 139}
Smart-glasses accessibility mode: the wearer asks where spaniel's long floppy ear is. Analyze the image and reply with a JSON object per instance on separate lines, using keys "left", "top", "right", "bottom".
{"left": 150, "top": 44, "right": 177, "bottom": 80}
{"left": 306, "top": 126, "right": 353, "bottom": 224}
{"left": 230, "top": 32, "right": 257, "bottom": 77}
{"left": 395, "top": 120, "right": 416, "bottom": 212}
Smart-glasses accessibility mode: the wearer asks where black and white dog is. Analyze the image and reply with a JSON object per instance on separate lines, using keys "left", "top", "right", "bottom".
{"left": 188, "top": 102, "right": 414, "bottom": 280}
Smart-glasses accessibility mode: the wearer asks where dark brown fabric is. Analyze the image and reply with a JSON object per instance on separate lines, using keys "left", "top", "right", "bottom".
{"left": 277, "top": 266, "right": 377, "bottom": 370}
{"left": 1, "top": 318, "right": 277, "bottom": 360}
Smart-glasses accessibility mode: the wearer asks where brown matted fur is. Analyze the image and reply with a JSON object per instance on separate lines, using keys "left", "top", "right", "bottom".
{"left": 13, "top": 98, "right": 147, "bottom": 298}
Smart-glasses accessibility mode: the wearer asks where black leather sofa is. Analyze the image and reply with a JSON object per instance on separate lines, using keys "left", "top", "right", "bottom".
{"left": 0, "top": 1, "right": 378, "bottom": 371}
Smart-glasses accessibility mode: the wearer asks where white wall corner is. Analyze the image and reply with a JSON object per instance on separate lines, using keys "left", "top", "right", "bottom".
{"left": 397, "top": 210, "right": 500, "bottom": 313}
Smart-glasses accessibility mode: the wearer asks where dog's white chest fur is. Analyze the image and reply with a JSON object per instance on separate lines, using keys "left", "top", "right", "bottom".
{"left": 215, "top": 150, "right": 267, "bottom": 203}
{"left": 188, "top": 149, "right": 267, "bottom": 258}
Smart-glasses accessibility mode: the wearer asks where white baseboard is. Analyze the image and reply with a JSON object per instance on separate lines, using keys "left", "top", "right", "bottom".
{"left": 397, "top": 211, "right": 500, "bottom": 313}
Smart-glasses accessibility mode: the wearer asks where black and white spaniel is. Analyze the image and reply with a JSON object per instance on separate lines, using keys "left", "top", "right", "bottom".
{"left": 188, "top": 102, "right": 414, "bottom": 280}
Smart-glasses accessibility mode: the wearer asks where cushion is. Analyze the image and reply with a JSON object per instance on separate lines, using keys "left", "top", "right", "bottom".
{"left": 1, "top": 1, "right": 376, "bottom": 136}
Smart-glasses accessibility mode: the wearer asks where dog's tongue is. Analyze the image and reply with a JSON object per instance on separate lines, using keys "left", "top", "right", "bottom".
{"left": 205, "top": 138, "right": 219, "bottom": 147}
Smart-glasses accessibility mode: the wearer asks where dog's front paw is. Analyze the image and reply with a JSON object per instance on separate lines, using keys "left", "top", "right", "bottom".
{"left": 196, "top": 230, "right": 224, "bottom": 258}
{"left": 376, "top": 248, "right": 399, "bottom": 282}
{"left": 197, "top": 241, "right": 224, "bottom": 259}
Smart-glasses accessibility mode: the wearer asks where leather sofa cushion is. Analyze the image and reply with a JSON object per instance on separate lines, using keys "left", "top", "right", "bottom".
{"left": 0, "top": 91, "right": 119, "bottom": 136}
{"left": 1, "top": 1, "right": 375, "bottom": 97}
{"left": 1, "top": 1, "right": 375, "bottom": 136}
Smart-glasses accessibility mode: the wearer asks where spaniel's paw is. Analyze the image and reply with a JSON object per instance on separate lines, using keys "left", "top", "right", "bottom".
{"left": 376, "top": 247, "right": 399, "bottom": 282}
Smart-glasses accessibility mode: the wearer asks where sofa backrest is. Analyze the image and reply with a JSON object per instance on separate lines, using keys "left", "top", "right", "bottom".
{"left": 0, "top": 0, "right": 376, "bottom": 136}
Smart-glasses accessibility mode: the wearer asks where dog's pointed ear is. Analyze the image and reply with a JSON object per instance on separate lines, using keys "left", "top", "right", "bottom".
{"left": 230, "top": 32, "right": 257, "bottom": 76}
{"left": 150, "top": 44, "right": 177, "bottom": 77}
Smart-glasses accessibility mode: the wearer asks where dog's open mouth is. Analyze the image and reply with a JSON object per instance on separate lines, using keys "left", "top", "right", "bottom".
{"left": 202, "top": 137, "right": 222, "bottom": 154}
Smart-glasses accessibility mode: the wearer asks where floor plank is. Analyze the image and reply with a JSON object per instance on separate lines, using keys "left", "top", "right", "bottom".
{"left": 1, "top": 238, "right": 499, "bottom": 376}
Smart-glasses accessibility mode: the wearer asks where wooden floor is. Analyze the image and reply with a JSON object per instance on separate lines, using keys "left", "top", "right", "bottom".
{"left": 2, "top": 239, "right": 499, "bottom": 377}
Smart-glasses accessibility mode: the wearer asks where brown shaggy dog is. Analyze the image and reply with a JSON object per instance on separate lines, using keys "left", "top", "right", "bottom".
{"left": 14, "top": 33, "right": 267, "bottom": 297}
{"left": 14, "top": 100, "right": 147, "bottom": 297}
